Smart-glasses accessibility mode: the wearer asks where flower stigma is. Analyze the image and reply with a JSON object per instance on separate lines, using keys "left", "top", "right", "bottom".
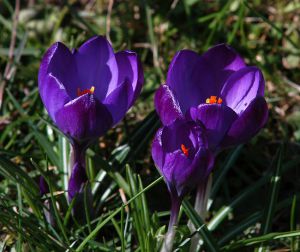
{"left": 77, "top": 86, "right": 95, "bottom": 97}
{"left": 181, "top": 144, "right": 189, "bottom": 157}
{"left": 205, "top": 95, "right": 222, "bottom": 104}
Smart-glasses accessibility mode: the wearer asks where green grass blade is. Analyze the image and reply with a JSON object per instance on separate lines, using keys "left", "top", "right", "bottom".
{"left": 211, "top": 145, "right": 243, "bottom": 198}
{"left": 222, "top": 230, "right": 300, "bottom": 251}
{"left": 290, "top": 195, "right": 298, "bottom": 252}
{"left": 208, "top": 154, "right": 300, "bottom": 231}
{"left": 182, "top": 199, "right": 220, "bottom": 252}
{"left": 261, "top": 147, "right": 283, "bottom": 234}
{"left": 75, "top": 176, "right": 163, "bottom": 252}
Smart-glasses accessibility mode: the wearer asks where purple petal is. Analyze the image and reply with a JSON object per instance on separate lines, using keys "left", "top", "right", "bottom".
{"left": 167, "top": 50, "right": 210, "bottom": 113}
{"left": 68, "top": 163, "right": 87, "bottom": 200}
{"left": 103, "top": 80, "right": 133, "bottom": 125}
{"left": 163, "top": 147, "right": 214, "bottom": 198}
{"left": 39, "top": 42, "right": 79, "bottom": 99}
{"left": 151, "top": 128, "right": 164, "bottom": 171}
{"left": 74, "top": 36, "right": 118, "bottom": 101}
{"left": 101, "top": 51, "right": 144, "bottom": 125}
{"left": 39, "top": 176, "right": 49, "bottom": 196}
{"left": 201, "top": 44, "right": 246, "bottom": 77}
{"left": 221, "top": 96, "right": 268, "bottom": 148}
{"left": 220, "top": 66, "right": 265, "bottom": 114}
{"left": 167, "top": 45, "right": 245, "bottom": 113}
{"left": 115, "top": 51, "right": 144, "bottom": 107}
{"left": 188, "top": 104, "right": 238, "bottom": 150}
{"left": 54, "top": 94, "right": 113, "bottom": 141}
{"left": 151, "top": 120, "right": 213, "bottom": 198}
{"left": 152, "top": 120, "right": 204, "bottom": 175}
{"left": 154, "top": 85, "right": 183, "bottom": 126}
{"left": 163, "top": 150, "right": 193, "bottom": 188}
{"left": 174, "top": 148, "right": 214, "bottom": 197}
{"left": 161, "top": 120, "right": 206, "bottom": 156}
{"left": 39, "top": 74, "right": 70, "bottom": 122}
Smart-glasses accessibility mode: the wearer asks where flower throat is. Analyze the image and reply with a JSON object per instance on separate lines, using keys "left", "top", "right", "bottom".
{"left": 77, "top": 86, "right": 95, "bottom": 97}
{"left": 205, "top": 95, "right": 222, "bottom": 104}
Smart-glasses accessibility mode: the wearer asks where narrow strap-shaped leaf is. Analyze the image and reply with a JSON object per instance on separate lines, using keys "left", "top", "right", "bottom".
{"left": 75, "top": 176, "right": 163, "bottom": 251}
{"left": 208, "top": 154, "right": 300, "bottom": 231}
{"left": 222, "top": 230, "right": 300, "bottom": 251}
{"left": 211, "top": 145, "right": 243, "bottom": 198}
{"left": 182, "top": 199, "right": 220, "bottom": 252}
{"left": 260, "top": 146, "right": 283, "bottom": 233}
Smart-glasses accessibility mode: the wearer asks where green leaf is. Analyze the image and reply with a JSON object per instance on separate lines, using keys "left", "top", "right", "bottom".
{"left": 75, "top": 176, "right": 163, "bottom": 252}
{"left": 182, "top": 199, "right": 220, "bottom": 252}
{"left": 260, "top": 146, "right": 283, "bottom": 233}
{"left": 222, "top": 230, "right": 300, "bottom": 251}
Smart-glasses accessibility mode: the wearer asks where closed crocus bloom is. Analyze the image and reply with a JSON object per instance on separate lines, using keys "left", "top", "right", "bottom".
{"left": 155, "top": 44, "right": 268, "bottom": 152}
{"left": 152, "top": 119, "right": 214, "bottom": 252}
{"left": 38, "top": 36, "right": 143, "bottom": 199}
{"left": 152, "top": 119, "right": 214, "bottom": 200}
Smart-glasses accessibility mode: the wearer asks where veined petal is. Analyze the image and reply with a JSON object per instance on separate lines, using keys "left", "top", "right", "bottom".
{"left": 39, "top": 42, "right": 79, "bottom": 99}
{"left": 115, "top": 51, "right": 144, "bottom": 107}
{"left": 54, "top": 94, "right": 113, "bottom": 141}
{"left": 103, "top": 80, "right": 133, "bottom": 125}
{"left": 201, "top": 44, "right": 246, "bottom": 79}
{"left": 39, "top": 74, "right": 70, "bottom": 121}
{"left": 154, "top": 85, "right": 183, "bottom": 126}
{"left": 167, "top": 50, "right": 210, "bottom": 112}
{"left": 220, "top": 66, "right": 265, "bottom": 115}
{"left": 68, "top": 163, "right": 87, "bottom": 200}
{"left": 221, "top": 96, "right": 268, "bottom": 148}
{"left": 177, "top": 148, "right": 214, "bottom": 196}
{"left": 161, "top": 119, "right": 206, "bottom": 154}
{"left": 74, "top": 36, "right": 118, "bottom": 101}
{"left": 188, "top": 104, "right": 238, "bottom": 150}
{"left": 163, "top": 150, "right": 193, "bottom": 191}
{"left": 151, "top": 128, "right": 165, "bottom": 171}
{"left": 163, "top": 147, "right": 214, "bottom": 198}
{"left": 167, "top": 44, "right": 245, "bottom": 112}
{"left": 151, "top": 119, "right": 212, "bottom": 198}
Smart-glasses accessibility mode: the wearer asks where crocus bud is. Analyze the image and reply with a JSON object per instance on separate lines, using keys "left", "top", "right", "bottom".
{"left": 152, "top": 119, "right": 214, "bottom": 252}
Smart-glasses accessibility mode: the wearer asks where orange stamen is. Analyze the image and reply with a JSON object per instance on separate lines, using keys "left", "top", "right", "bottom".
{"left": 77, "top": 86, "right": 95, "bottom": 96}
{"left": 210, "top": 96, "right": 217, "bottom": 103}
{"left": 205, "top": 95, "right": 223, "bottom": 104}
{"left": 181, "top": 144, "right": 189, "bottom": 157}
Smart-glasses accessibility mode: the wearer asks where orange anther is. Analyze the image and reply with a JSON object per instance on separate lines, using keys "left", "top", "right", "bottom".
{"left": 77, "top": 86, "right": 95, "bottom": 96}
{"left": 205, "top": 95, "right": 223, "bottom": 104}
{"left": 210, "top": 96, "right": 217, "bottom": 103}
{"left": 181, "top": 144, "right": 189, "bottom": 157}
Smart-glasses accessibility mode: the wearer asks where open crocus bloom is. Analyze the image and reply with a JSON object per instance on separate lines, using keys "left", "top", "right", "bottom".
{"left": 39, "top": 35, "right": 143, "bottom": 144}
{"left": 155, "top": 44, "right": 268, "bottom": 152}
{"left": 38, "top": 36, "right": 143, "bottom": 199}
{"left": 152, "top": 119, "right": 214, "bottom": 200}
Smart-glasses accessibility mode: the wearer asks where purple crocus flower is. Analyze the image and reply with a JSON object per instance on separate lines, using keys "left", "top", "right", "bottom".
{"left": 152, "top": 119, "right": 214, "bottom": 201}
{"left": 155, "top": 44, "right": 268, "bottom": 152}
{"left": 38, "top": 36, "right": 143, "bottom": 199}
{"left": 152, "top": 44, "right": 268, "bottom": 251}
{"left": 152, "top": 119, "right": 214, "bottom": 252}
